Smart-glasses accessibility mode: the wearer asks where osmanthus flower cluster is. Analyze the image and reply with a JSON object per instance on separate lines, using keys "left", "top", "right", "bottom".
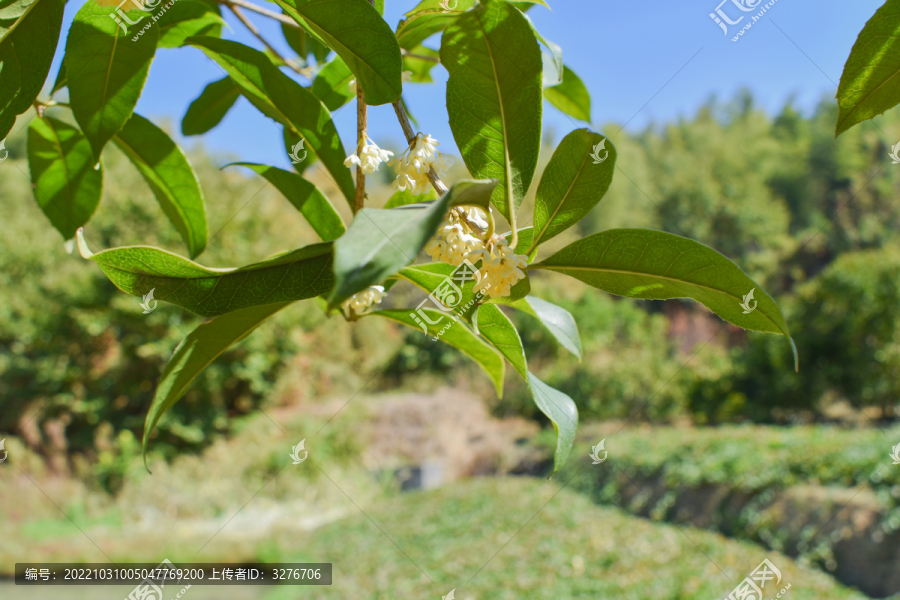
{"left": 41, "top": 0, "right": 796, "bottom": 476}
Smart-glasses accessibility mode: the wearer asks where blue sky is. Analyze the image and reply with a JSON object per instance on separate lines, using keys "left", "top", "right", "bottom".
{"left": 48, "top": 0, "right": 886, "bottom": 168}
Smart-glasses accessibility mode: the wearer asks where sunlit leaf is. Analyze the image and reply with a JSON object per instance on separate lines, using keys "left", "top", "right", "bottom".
{"left": 510, "top": 295, "right": 581, "bottom": 359}
{"left": 114, "top": 113, "right": 208, "bottom": 258}
{"left": 403, "top": 44, "right": 440, "bottom": 83}
{"left": 442, "top": 0, "right": 542, "bottom": 222}
{"left": 396, "top": 0, "right": 475, "bottom": 50}
{"left": 143, "top": 301, "right": 294, "bottom": 466}
{"left": 27, "top": 116, "right": 103, "bottom": 240}
{"left": 836, "top": 0, "right": 900, "bottom": 137}
{"left": 530, "top": 229, "right": 798, "bottom": 368}
{"left": 77, "top": 230, "right": 334, "bottom": 318}
{"left": 531, "top": 129, "right": 614, "bottom": 249}
{"left": 272, "top": 0, "right": 402, "bottom": 105}
{"left": 157, "top": 0, "right": 224, "bottom": 48}
{"left": 311, "top": 55, "right": 355, "bottom": 111}
{"left": 544, "top": 65, "right": 591, "bottom": 122}
{"left": 66, "top": 0, "right": 158, "bottom": 162}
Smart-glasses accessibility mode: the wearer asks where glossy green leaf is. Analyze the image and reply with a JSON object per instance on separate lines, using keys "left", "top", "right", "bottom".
{"left": 477, "top": 303, "right": 577, "bottom": 476}
{"left": 27, "top": 116, "right": 103, "bottom": 240}
{"left": 403, "top": 44, "right": 440, "bottom": 83}
{"left": 76, "top": 230, "right": 335, "bottom": 318}
{"left": 50, "top": 58, "right": 66, "bottom": 95}
{"left": 510, "top": 295, "right": 581, "bottom": 359}
{"left": 189, "top": 36, "right": 355, "bottom": 208}
{"left": 370, "top": 309, "right": 504, "bottom": 397}
{"left": 271, "top": 0, "right": 402, "bottom": 105}
{"left": 66, "top": 0, "right": 158, "bottom": 162}
{"left": 0, "top": 0, "right": 35, "bottom": 21}
{"left": 530, "top": 229, "right": 798, "bottom": 368}
{"left": 282, "top": 16, "right": 330, "bottom": 64}
{"left": 0, "top": 0, "right": 64, "bottom": 139}
{"left": 442, "top": 0, "right": 543, "bottom": 222}
{"left": 114, "top": 113, "right": 209, "bottom": 258}
{"left": 544, "top": 65, "right": 591, "bottom": 122}
{"left": 311, "top": 55, "right": 355, "bottom": 111}
{"left": 396, "top": 0, "right": 475, "bottom": 49}
{"left": 143, "top": 301, "right": 293, "bottom": 466}
{"left": 329, "top": 179, "right": 498, "bottom": 308}
{"left": 835, "top": 0, "right": 900, "bottom": 136}
{"left": 384, "top": 187, "right": 437, "bottom": 208}
{"left": 181, "top": 76, "right": 240, "bottom": 136}
{"left": 157, "top": 0, "right": 224, "bottom": 48}
{"left": 530, "top": 129, "right": 614, "bottom": 250}
{"left": 228, "top": 163, "right": 345, "bottom": 242}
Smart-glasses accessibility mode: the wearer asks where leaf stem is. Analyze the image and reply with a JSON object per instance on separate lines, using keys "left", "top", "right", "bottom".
{"left": 225, "top": 2, "right": 311, "bottom": 77}
{"left": 391, "top": 99, "right": 449, "bottom": 196}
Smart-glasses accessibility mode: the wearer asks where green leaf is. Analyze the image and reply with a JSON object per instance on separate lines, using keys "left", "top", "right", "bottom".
{"left": 510, "top": 295, "right": 581, "bottom": 359}
{"left": 157, "top": 0, "right": 224, "bottom": 48}
{"left": 181, "top": 76, "right": 240, "bottom": 136}
{"left": 228, "top": 163, "right": 345, "bottom": 242}
{"left": 27, "top": 116, "right": 103, "bottom": 241}
{"left": 531, "top": 129, "right": 614, "bottom": 249}
{"left": 0, "top": 0, "right": 36, "bottom": 21}
{"left": 51, "top": 58, "right": 66, "bottom": 95}
{"left": 0, "top": 0, "right": 64, "bottom": 139}
{"left": 66, "top": 0, "right": 158, "bottom": 162}
{"left": 369, "top": 309, "right": 504, "bottom": 396}
{"left": 396, "top": 0, "right": 475, "bottom": 50}
{"left": 311, "top": 55, "right": 355, "bottom": 111}
{"left": 476, "top": 304, "right": 577, "bottom": 476}
{"left": 544, "top": 65, "right": 591, "bottom": 123}
{"left": 189, "top": 37, "right": 355, "bottom": 208}
{"left": 113, "top": 113, "right": 209, "bottom": 258}
{"left": 143, "top": 301, "right": 293, "bottom": 466}
{"left": 329, "top": 179, "right": 499, "bottom": 309}
{"left": 442, "top": 0, "right": 543, "bottom": 222}
{"left": 530, "top": 229, "right": 798, "bottom": 368}
{"left": 384, "top": 187, "right": 438, "bottom": 208}
{"left": 282, "top": 16, "right": 330, "bottom": 64}
{"left": 835, "top": 0, "right": 900, "bottom": 137}
{"left": 272, "top": 0, "right": 402, "bottom": 105}
{"left": 403, "top": 44, "right": 440, "bottom": 83}
{"left": 76, "top": 230, "right": 335, "bottom": 318}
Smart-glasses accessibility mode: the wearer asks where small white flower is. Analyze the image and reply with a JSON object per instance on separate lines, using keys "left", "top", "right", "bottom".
{"left": 426, "top": 207, "right": 489, "bottom": 266}
{"left": 341, "top": 285, "right": 387, "bottom": 318}
{"left": 470, "top": 234, "right": 529, "bottom": 299}
{"left": 402, "top": 70, "right": 413, "bottom": 83}
{"left": 344, "top": 136, "right": 393, "bottom": 175}
{"left": 390, "top": 133, "right": 454, "bottom": 196}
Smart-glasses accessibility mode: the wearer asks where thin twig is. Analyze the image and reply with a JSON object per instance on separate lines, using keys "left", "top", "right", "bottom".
{"left": 223, "top": 0, "right": 300, "bottom": 29}
{"left": 355, "top": 85, "right": 367, "bottom": 213}
{"left": 226, "top": 3, "right": 310, "bottom": 77}
{"left": 392, "top": 100, "right": 449, "bottom": 196}
{"left": 400, "top": 49, "right": 440, "bottom": 63}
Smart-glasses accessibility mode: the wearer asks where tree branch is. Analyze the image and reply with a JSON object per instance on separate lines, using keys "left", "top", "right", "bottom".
{"left": 222, "top": 0, "right": 301, "bottom": 29}
{"left": 354, "top": 86, "right": 367, "bottom": 214}
{"left": 225, "top": 3, "right": 310, "bottom": 77}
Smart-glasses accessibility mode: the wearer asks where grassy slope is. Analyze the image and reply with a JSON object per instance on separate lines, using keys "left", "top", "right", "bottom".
{"left": 267, "top": 477, "right": 868, "bottom": 600}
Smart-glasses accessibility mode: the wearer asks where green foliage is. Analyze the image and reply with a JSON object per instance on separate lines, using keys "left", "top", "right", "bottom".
{"left": 180, "top": 76, "right": 240, "bottom": 136}
{"left": 156, "top": 0, "right": 224, "bottom": 48}
{"left": 113, "top": 113, "right": 208, "bottom": 258}
{"left": 311, "top": 56, "right": 356, "bottom": 110}
{"left": 442, "top": 0, "right": 543, "bottom": 222}
{"left": 543, "top": 65, "right": 591, "bottom": 122}
{"left": 27, "top": 116, "right": 104, "bottom": 240}
{"left": 836, "top": 0, "right": 900, "bottom": 136}
{"left": 66, "top": 0, "right": 158, "bottom": 161}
